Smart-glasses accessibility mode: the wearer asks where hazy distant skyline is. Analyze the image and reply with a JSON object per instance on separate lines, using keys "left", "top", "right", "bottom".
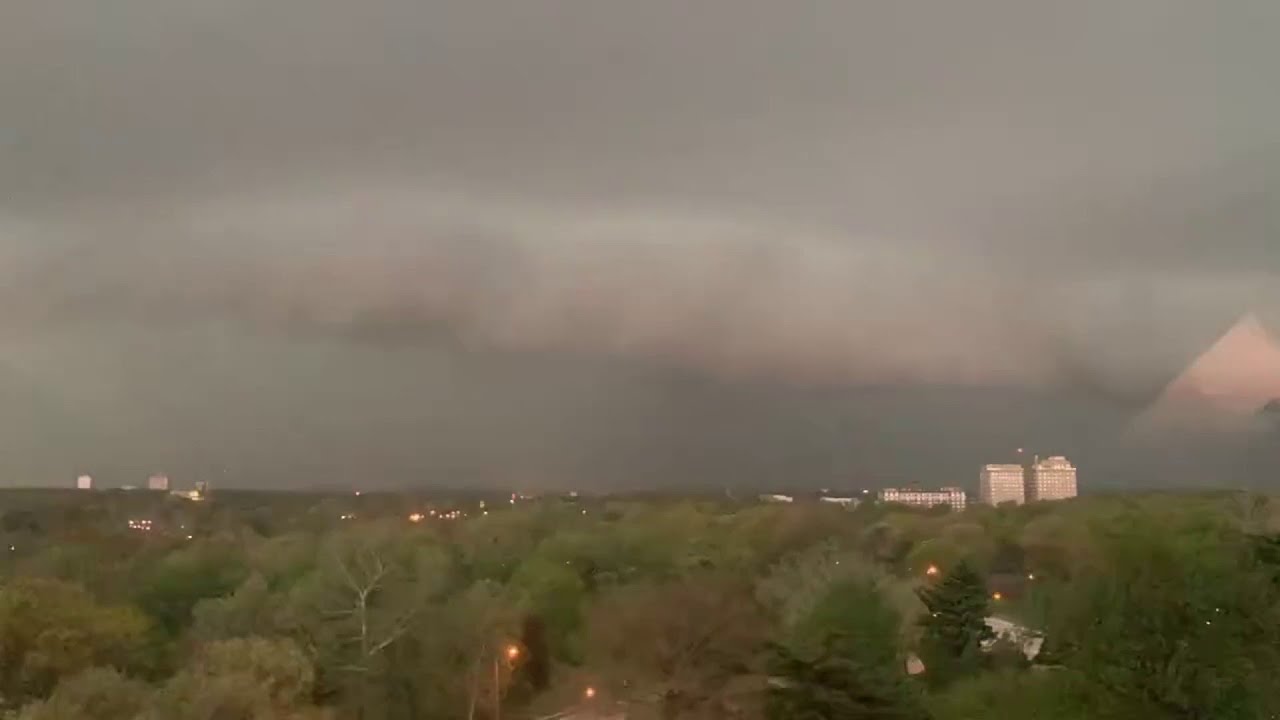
{"left": 2, "top": 1, "right": 1278, "bottom": 488}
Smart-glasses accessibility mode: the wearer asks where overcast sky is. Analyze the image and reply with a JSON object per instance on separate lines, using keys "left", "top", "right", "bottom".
{"left": 2, "top": 1, "right": 1278, "bottom": 489}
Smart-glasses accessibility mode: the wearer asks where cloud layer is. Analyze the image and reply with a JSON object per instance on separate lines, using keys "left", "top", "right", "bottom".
{"left": 1, "top": 0, "right": 1278, "bottom": 487}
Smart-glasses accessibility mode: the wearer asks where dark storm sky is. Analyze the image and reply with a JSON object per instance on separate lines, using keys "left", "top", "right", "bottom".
{"left": 1, "top": 1, "right": 1278, "bottom": 489}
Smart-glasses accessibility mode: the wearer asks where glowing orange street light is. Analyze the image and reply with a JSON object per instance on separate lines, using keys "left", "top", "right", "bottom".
{"left": 494, "top": 645, "right": 521, "bottom": 720}
{"left": 925, "top": 565, "right": 940, "bottom": 577}
{"left": 584, "top": 687, "right": 597, "bottom": 700}
{"left": 992, "top": 591, "right": 1003, "bottom": 601}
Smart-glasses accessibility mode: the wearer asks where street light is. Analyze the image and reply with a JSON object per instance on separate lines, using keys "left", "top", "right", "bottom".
{"left": 584, "top": 686, "right": 597, "bottom": 700}
{"left": 925, "top": 564, "right": 940, "bottom": 577}
{"left": 494, "top": 644, "right": 521, "bottom": 720}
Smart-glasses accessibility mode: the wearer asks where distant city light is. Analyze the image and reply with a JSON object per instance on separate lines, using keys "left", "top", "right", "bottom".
{"left": 127, "top": 519, "right": 154, "bottom": 532}
{"left": 992, "top": 592, "right": 1003, "bottom": 601}
{"left": 506, "top": 645, "right": 520, "bottom": 660}
{"left": 925, "top": 565, "right": 940, "bottom": 577}
{"left": 584, "top": 687, "right": 596, "bottom": 699}
{"left": 408, "top": 513, "right": 425, "bottom": 523}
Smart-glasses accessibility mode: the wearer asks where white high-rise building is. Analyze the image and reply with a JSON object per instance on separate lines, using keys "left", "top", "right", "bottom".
{"left": 76, "top": 474, "right": 93, "bottom": 490}
{"left": 979, "top": 464, "right": 1025, "bottom": 506}
{"left": 1029, "top": 456, "right": 1077, "bottom": 501}
{"left": 878, "top": 487, "right": 966, "bottom": 511}
{"left": 148, "top": 474, "right": 170, "bottom": 492}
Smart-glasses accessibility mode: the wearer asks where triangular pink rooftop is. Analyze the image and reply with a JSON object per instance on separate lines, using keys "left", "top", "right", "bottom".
{"left": 1132, "top": 314, "right": 1280, "bottom": 434}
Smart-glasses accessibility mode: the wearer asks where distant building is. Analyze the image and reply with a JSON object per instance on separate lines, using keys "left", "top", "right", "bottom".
{"left": 878, "top": 487, "right": 966, "bottom": 511}
{"left": 979, "top": 464, "right": 1025, "bottom": 505}
{"left": 1028, "top": 456, "right": 1077, "bottom": 501}
{"left": 148, "top": 474, "right": 170, "bottom": 492}
{"left": 76, "top": 474, "right": 93, "bottom": 490}
{"left": 819, "top": 496, "right": 859, "bottom": 508}
{"left": 759, "top": 494, "right": 795, "bottom": 503}
{"left": 194, "top": 481, "right": 209, "bottom": 495}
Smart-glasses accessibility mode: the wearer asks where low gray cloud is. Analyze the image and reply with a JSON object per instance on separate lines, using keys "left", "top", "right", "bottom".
{"left": 1, "top": 0, "right": 1278, "bottom": 487}
{"left": 5, "top": 183, "right": 1274, "bottom": 395}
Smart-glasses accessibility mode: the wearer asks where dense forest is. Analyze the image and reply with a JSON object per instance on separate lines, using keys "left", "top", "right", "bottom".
{"left": 1, "top": 487, "right": 1278, "bottom": 719}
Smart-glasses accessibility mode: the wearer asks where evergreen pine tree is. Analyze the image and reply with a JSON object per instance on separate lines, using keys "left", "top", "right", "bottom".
{"left": 915, "top": 560, "right": 993, "bottom": 684}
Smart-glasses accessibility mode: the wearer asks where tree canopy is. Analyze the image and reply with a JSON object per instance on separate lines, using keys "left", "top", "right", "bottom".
{"left": 1, "top": 488, "right": 1279, "bottom": 718}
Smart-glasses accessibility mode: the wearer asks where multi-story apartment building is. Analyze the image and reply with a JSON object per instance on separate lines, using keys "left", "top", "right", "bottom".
{"left": 878, "top": 487, "right": 966, "bottom": 511}
{"left": 1028, "top": 456, "right": 1078, "bottom": 501}
{"left": 979, "top": 464, "right": 1026, "bottom": 505}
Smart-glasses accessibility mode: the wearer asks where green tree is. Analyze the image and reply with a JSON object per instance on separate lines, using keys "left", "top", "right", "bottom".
{"left": 280, "top": 526, "right": 456, "bottom": 719}
{"left": 927, "top": 669, "right": 1092, "bottom": 720}
{"left": 0, "top": 578, "right": 152, "bottom": 706}
{"left": 583, "top": 573, "right": 770, "bottom": 719}
{"left": 515, "top": 615, "right": 551, "bottom": 694}
{"left": 915, "top": 561, "right": 992, "bottom": 685}
{"left": 191, "top": 573, "right": 281, "bottom": 642}
{"left": 1044, "top": 518, "right": 1280, "bottom": 718}
{"left": 14, "top": 668, "right": 150, "bottom": 720}
{"left": 756, "top": 542, "right": 884, "bottom": 630}
{"left": 396, "top": 580, "right": 521, "bottom": 720}
{"left": 768, "top": 578, "right": 926, "bottom": 720}
{"left": 132, "top": 537, "right": 249, "bottom": 636}
{"left": 861, "top": 519, "right": 915, "bottom": 568}
{"left": 509, "top": 555, "right": 586, "bottom": 664}
{"left": 141, "top": 637, "right": 326, "bottom": 720}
